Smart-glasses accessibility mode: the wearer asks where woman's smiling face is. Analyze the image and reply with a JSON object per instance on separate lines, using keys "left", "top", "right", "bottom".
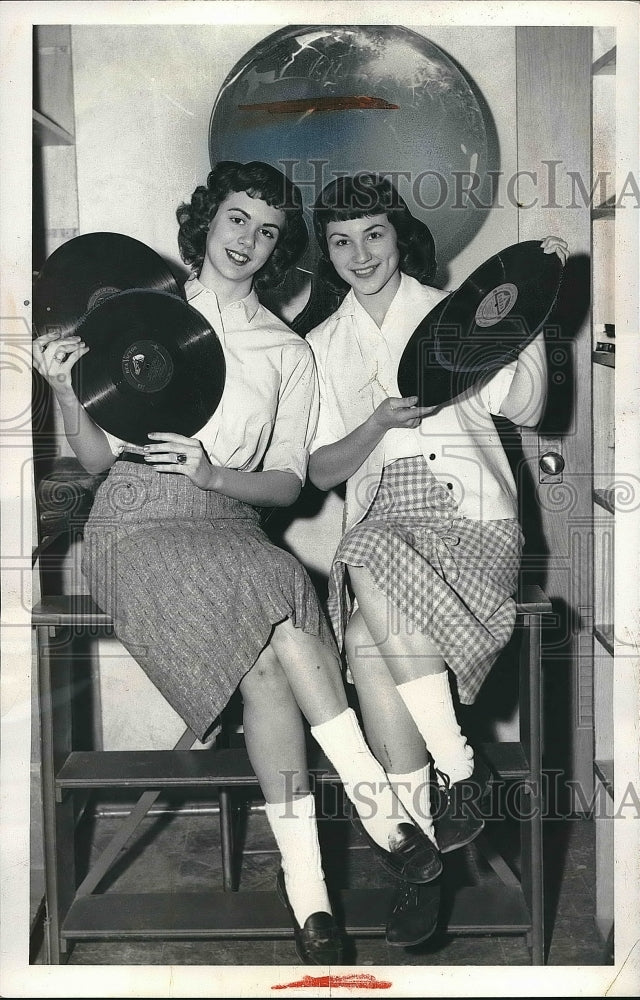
{"left": 201, "top": 190, "right": 284, "bottom": 292}
{"left": 325, "top": 213, "right": 401, "bottom": 299}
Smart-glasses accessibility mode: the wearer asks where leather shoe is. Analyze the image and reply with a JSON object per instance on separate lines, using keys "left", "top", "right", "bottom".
{"left": 386, "top": 877, "right": 442, "bottom": 947}
{"left": 433, "top": 756, "right": 492, "bottom": 854}
{"left": 276, "top": 869, "right": 344, "bottom": 965}
{"left": 349, "top": 806, "right": 443, "bottom": 883}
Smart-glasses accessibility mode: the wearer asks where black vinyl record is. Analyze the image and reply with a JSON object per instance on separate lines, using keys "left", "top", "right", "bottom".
{"left": 71, "top": 289, "right": 226, "bottom": 446}
{"left": 398, "top": 241, "right": 564, "bottom": 406}
{"left": 33, "top": 232, "right": 183, "bottom": 338}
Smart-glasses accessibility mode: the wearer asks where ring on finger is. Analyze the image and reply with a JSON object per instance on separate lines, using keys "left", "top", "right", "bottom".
{"left": 54, "top": 351, "right": 66, "bottom": 362}
{"left": 176, "top": 453, "right": 187, "bottom": 465}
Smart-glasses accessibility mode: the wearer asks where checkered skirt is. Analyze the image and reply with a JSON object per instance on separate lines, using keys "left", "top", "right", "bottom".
{"left": 328, "top": 457, "right": 524, "bottom": 705}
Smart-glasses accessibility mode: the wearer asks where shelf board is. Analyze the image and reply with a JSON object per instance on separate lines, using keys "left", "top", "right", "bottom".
{"left": 55, "top": 741, "right": 531, "bottom": 790}
{"left": 592, "top": 46, "right": 616, "bottom": 75}
{"left": 61, "top": 885, "right": 531, "bottom": 940}
{"left": 593, "top": 488, "right": 616, "bottom": 514}
{"left": 593, "top": 350, "right": 615, "bottom": 368}
{"left": 594, "top": 624, "right": 614, "bottom": 656}
{"left": 32, "top": 108, "right": 74, "bottom": 146}
{"left": 594, "top": 759, "right": 614, "bottom": 799}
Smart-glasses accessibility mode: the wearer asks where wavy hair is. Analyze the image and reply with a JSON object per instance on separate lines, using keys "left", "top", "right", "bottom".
{"left": 312, "top": 174, "right": 437, "bottom": 296}
{"left": 176, "top": 160, "right": 308, "bottom": 291}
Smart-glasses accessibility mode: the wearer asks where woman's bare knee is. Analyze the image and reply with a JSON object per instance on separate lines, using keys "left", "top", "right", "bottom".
{"left": 240, "top": 645, "right": 291, "bottom": 703}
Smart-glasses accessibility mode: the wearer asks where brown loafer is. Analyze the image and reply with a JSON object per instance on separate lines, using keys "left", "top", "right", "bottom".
{"left": 276, "top": 869, "right": 344, "bottom": 965}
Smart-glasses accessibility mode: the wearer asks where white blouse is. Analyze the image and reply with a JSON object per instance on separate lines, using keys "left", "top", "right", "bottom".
{"left": 106, "top": 276, "right": 319, "bottom": 483}
{"left": 307, "top": 273, "right": 519, "bottom": 528}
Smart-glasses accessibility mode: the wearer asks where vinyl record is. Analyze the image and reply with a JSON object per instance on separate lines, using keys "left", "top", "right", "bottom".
{"left": 33, "top": 232, "right": 183, "bottom": 338}
{"left": 398, "top": 241, "right": 564, "bottom": 406}
{"left": 71, "top": 289, "right": 226, "bottom": 446}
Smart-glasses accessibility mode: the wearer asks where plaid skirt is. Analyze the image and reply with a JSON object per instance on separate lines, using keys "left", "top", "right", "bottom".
{"left": 82, "top": 460, "right": 337, "bottom": 742}
{"left": 328, "top": 457, "right": 523, "bottom": 705}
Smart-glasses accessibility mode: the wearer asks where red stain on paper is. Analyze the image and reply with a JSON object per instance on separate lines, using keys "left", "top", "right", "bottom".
{"left": 271, "top": 972, "right": 392, "bottom": 990}
{"left": 239, "top": 96, "right": 399, "bottom": 114}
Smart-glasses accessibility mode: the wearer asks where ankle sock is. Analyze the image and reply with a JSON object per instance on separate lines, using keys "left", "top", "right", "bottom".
{"left": 388, "top": 763, "right": 437, "bottom": 847}
{"left": 396, "top": 672, "right": 474, "bottom": 784}
{"left": 311, "top": 708, "right": 413, "bottom": 851}
{"left": 264, "top": 793, "right": 331, "bottom": 926}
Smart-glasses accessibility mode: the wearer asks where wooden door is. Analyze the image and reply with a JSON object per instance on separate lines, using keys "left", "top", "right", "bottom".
{"left": 516, "top": 27, "right": 594, "bottom": 808}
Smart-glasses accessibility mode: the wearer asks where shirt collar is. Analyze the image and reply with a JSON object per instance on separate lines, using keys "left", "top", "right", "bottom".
{"left": 337, "top": 272, "right": 417, "bottom": 320}
{"left": 184, "top": 273, "right": 260, "bottom": 324}
{"left": 340, "top": 271, "right": 410, "bottom": 332}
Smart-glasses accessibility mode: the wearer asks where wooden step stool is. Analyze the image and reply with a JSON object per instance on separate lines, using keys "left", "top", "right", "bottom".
{"left": 32, "top": 584, "right": 552, "bottom": 964}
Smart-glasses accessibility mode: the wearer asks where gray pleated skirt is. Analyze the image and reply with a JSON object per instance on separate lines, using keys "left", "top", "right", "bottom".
{"left": 81, "top": 460, "right": 337, "bottom": 741}
{"left": 328, "top": 457, "right": 524, "bottom": 705}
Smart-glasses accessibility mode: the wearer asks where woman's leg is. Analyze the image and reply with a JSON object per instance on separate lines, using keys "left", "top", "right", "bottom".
{"left": 345, "top": 609, "right": 435, "bottom": 844}
{"left": 345, "top": 609, "right": 427, "bottom": 774}
{"left": 347, "top": 565, "right": 473, "bottom": 785}
{"left": 239, "top": 647, "right": 330, "bottom": 926}
{"left": 240, "top": 646, "right": 310, "bottom": 802}
{"left": 267, "top": 618, "right": 440, "bottom": 883}
{"left": 345, "top": 612, "right": 442, "bottom": 947}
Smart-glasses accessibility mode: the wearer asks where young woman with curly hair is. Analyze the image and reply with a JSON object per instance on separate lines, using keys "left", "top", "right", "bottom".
{"left": 307, "top": 172, "right": 568, "bottom": 947}
{"left": 32, "top": 160, "right": 442, "bottom": 965}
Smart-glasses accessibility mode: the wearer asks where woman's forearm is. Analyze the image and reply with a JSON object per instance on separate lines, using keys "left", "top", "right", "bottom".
{"left": 204, "top": 466, "right": 302, "bottom": 507}
{"left": 308, "top": 415, "right": 386, "bottom": 491}
{"left": 499, "top": 332, "right": 548, "bottom": 427}
{"left": 55, "top": 393, "right": 117, "bottom": 473}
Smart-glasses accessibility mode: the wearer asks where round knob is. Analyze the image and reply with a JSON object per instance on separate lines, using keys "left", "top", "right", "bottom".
{"left": 539, "top": 451, "right": 565, "bottom": 475}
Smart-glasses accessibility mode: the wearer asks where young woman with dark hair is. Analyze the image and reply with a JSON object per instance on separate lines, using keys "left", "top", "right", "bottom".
{"left": 307, "top": 172, "right": 568, "bottom": 948}
{"left": 32, "top": 161, "right": 442, "bottom": 965}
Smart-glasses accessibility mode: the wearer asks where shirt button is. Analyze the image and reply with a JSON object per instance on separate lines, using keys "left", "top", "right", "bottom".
{"left": 429, "top": 453, "right": 436, "bottom": 461}
{"left": 446, "top": 483, "right": 453, "bottom": 490}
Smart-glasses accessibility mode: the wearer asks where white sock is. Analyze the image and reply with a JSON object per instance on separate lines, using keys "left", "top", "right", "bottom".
{"left": 311, "top": 708, "right": 413, "bottom": 851}
{"left": 264, "top": 793, "right": 331, "bottom": 927}
{"left": 396, "top": 672, "right": 474, "bottom": 784}
{"left": 388, "top": 764, "right": 438, "bottom": 847}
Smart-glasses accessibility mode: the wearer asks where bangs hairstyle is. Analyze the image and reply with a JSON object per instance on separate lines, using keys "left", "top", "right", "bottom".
{"left": 312, "top": 174, "right": 437, "bottom": 295}
{"left": 176, "top": 160, "right": 308, "bottom": 291}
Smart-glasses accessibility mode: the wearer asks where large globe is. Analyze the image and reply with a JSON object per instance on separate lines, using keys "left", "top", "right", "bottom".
{"left": 209, "top": 24, "right": 494, "bottom": 285}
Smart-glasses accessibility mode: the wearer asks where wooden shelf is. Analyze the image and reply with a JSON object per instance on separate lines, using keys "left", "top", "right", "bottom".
{"left": 54, "top": 741, "right": 531, "bottom": 791}
{"left": 594, "top": 759, "right": 614, "bottom": 799}
{"left": 593, "top": 488, "right": 615, "bottom": 514}
{"left": 33, "top": 108, "right": 74, "bottom": 146}
{"left": 61, "top": 885, "right": 531, "bottom": 941}
{"left": 592, "top": 46, "right": 616, "bottom": 75}
{"left": 593, "top": 350, "right": 615, "bottom": 368}
{"left": 594, "top": 624, "right": 614, "bottom": 656}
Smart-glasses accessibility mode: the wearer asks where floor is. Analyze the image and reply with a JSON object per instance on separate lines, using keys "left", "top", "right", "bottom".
{"left": 30, "top": 790, "right": 612, "bottom": 968}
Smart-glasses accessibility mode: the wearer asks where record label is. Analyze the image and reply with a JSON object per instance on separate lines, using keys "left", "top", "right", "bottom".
{"left": 87, "top": 285, "right": 123, "bottom": 313}
{"left": 475, "top": 282, "right": 519, "bottom": 328}
{"left": 121, "top": 340, "right": 174, "bottom": 393}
